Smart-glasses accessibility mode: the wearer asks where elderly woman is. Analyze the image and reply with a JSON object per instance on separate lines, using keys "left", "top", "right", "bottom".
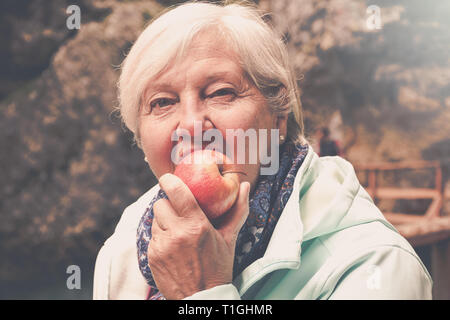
{"left": 93, "top": 1, "right": 432, "bottom": 300}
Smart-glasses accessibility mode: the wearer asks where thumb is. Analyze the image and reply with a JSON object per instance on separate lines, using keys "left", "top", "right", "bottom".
{"left": 217, "top": 181, "right": 250, "bottom": 244}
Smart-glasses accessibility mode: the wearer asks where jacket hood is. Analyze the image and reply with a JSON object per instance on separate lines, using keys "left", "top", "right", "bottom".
{"left": 298, "top": 149, "right": 397, "bottom": 242}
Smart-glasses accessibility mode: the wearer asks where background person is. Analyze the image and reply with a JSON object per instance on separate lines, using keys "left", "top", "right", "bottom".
{"left": 319, "top": 127, "right": 340, "bottom": 157}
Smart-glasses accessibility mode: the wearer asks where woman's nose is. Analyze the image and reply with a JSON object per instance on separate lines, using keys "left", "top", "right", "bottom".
{"left": 178, "top": 96, "right": 214, "bottom": 138}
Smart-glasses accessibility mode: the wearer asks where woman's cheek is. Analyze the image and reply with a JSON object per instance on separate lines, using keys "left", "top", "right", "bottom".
{"left": 140, "top": 121, "right": 176, "bottom": 177}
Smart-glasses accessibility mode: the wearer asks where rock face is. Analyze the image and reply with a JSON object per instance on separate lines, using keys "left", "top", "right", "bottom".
{"left": 0, "top": 0, "right": 449, "bottom": 299}
{"left": 0, "top": 0, "right": 164, "bottom": 298}
{"left": 0, "top": 0, "right": 112, "bottom": 100}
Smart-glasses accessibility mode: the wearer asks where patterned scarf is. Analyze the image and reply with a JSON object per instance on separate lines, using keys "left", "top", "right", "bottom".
{"left": 136, "top": 142, "right": 309, "bottom": 300}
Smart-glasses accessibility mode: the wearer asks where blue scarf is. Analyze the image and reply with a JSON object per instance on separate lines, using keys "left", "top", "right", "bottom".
{"left": 136, "top": 142, "right": 309, "bottom": 299}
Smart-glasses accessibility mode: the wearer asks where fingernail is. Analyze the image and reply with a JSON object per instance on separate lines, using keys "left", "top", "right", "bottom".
{"left": 243, "top": 182, "right": 250, "bottom": 197}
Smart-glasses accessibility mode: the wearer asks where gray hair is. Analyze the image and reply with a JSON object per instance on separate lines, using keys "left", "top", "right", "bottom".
{"left": 118, "top": 1, "right": 306, "bottom": 148}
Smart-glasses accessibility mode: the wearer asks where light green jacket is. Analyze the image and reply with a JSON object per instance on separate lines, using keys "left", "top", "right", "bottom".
{"left": 93, "top": 147, "right": 433, "bottom": 299}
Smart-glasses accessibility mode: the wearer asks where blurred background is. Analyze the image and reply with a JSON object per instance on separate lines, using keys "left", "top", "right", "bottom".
{"left": 0, "top": 0, "right": 449, "bottom": 299}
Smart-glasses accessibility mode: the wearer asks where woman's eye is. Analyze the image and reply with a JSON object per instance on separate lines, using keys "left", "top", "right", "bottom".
{"left": 209, "top": 88, "right": 236, "bottom": 99}
{"left": 150, "top": 98, "right": 176, "bottom": 109}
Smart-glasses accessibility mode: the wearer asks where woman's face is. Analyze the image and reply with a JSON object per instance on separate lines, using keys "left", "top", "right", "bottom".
{"left": 138, "top": 32, "right": 287, "bottom": 192}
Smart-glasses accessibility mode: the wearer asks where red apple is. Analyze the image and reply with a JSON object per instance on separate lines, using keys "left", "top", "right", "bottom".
{"left": 173, "top": 149, "right": 240, "bottom": 220}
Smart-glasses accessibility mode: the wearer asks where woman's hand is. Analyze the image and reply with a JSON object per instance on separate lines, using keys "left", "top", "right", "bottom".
{"left": 147, "top": 173, "right": 250, "bottom": 300}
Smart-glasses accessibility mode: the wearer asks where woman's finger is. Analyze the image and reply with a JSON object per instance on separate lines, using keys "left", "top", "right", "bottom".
{"left": 217, "top": 181, "right": 250, "bottom": 244}
{"left": 150, "top": 212, "right": 162, "bottom": 243}
{"left": 153, "top": 198, "right": 174, "bottom": 231}
{"left": 158, "top": 173, "right": 204, "bottom": 219}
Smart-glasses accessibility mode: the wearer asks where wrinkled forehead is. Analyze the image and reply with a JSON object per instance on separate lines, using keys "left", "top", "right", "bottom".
{"left": 185, "top": 27, "right": 238, "bottom": 56}
{"left": 145, "top": 28, "right": 246, "bottom": 89}
{"left": 163, "top": 27, "right": 241, "bottom": 76}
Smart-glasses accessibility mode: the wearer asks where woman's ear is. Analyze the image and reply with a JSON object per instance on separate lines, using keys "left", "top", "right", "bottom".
{"left": 267, "top": 84, "right": 289, "bottom": 139}
{"left": 275, "top": 113, "right": 288, "bottom": 139}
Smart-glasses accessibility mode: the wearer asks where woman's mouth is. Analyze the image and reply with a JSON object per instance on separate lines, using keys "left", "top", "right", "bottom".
{"left": 176, "top": 142, "right": 226, "bottom": 164}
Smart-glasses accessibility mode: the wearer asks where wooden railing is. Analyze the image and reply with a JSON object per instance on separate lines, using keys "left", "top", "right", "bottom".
{"left": 354, "top": 160, "right": 450, "bottom": 247}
